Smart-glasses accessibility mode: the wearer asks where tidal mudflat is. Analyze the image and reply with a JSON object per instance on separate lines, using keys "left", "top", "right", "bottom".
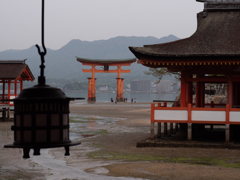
{"left": 1, "top": 101, "right": 240, "bottom": 179}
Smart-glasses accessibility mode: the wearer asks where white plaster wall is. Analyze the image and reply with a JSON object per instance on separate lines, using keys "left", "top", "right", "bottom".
{"left": 192, "top": 110, "right": 225, "bottom": 122}
{"left": 230, "top": 111, "right": 240, "bottom": 122}
{"left": 154, "top": 110, "right": 188, "bottom": 121}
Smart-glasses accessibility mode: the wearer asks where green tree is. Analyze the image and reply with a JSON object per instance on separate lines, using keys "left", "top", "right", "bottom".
{"left": 144, "top": 68, "right": 180, "bottom": 84}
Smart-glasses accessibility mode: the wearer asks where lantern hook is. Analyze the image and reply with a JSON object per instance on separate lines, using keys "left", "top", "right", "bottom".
{"left": 36, "top": 0, "right": 47, "bottom": 85}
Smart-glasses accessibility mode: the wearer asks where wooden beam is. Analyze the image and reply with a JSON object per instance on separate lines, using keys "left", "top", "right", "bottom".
{"left": 82, "top": 69, "right": 131, "bottom": 73}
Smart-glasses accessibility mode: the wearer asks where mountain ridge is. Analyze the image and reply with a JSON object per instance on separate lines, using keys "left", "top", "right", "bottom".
{"left": 0, "top": 35, "right": 180, "bottom": 82}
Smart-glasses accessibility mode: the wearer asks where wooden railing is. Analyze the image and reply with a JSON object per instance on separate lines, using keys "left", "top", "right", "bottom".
{"left": 151, "top": 103, "right": 240, "bottom": 125}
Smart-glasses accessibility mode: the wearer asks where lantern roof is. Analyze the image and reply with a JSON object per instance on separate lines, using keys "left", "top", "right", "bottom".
{"left": 0, "top": 59, "right": 34, "bottom": 81}
{"left": 129, "top": 2, "right": 240, "bottom": 62}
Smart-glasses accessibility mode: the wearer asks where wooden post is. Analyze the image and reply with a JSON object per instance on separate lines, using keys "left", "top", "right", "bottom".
{"left": 92, "top": 78, "right": 96, "bottom": 101}
{"left": 187, "top": 74, "right": 193, "bottom": 104}
{"left": 225, "top": 124, "right": 230, "bottom": 142}
{"left": 14, "top": 80, "right": 17, "bottom": 98}
{"left": 226, "top": 104, "right": 230, "bottom": 142}
{"left": 188, "top": 123, "right": 192, "bottom": 141}
{"left": 170, "top": 123, "right": 174, "bottom": 134}
{"left": 195, "top": 75, "right": 201, "bottom": 107}
{"left": 20, "top": 80, "right": 23, "bottom": 91}
{"left": 87, "top": 78, "right": 92, "bottom": 101}
{"left": 157, "top": 103, "right": 161, "bottom": 138}
{"left": 8, "top": 81, "right": 10, "bottom": 105}
{"left": 227, "top": 77, "right": 233, "bottom": 108}
{"left": 181, "top": 71, "right": 187, "bottom": 107}
{"left": 116, "top": 78, "right": 121, "bottom": 101}
{"left": 164, "top": 123, "right": 168, "bottom": 136}
{"left": 175, "top": 123, "right": 178, "bottom": 132}
{"left": 157, "top": 123, "right": 161, "bottom": 138}
{"left": 150, "top": 122, "right": 155, "bottom": 140}
{"left": 2, "top": 80, "right": 5, "bottom": 103}
{"left": 200, "top": 82, "right": 205, "bottom": 107}
{"left": 188, "top": 103, "right": 192, "bottom": 141}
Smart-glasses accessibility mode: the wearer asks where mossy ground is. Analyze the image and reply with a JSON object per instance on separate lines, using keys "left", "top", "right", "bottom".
{"left": 87, "top": 151, "right": 240, "bottom": 168}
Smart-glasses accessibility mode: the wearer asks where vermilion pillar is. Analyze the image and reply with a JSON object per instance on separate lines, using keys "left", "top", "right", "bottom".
{"left": 227, "top": 77, "right": 233, "bottom": 108}
{"left": 120, "top": 78, "right": 124, "bottom": 101}
{"left": 187, "top": 74, "right": 193, "bottom": 105}
{"left": 195, "top": 75, "right": 201, "bottom": 107}
{"left": 116, "top": 78, "right": 121, "bottom": 101}
{"left": 180, "top": 71, "right": 187, "bottom": 107}
{"left": 87, "top": 77, "right": 92, "bottom": 100}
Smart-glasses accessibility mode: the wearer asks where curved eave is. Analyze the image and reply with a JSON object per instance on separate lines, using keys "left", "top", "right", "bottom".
{"left": 129, "top": 11, "right": 240, "bottom": 61}
{"left": 76, "top": 56, "right": 136, "bottom": 64}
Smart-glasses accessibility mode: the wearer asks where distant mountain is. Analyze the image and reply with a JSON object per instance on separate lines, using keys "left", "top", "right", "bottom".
{"left": 0, "top": 35, "right": 179, "bottom": 82}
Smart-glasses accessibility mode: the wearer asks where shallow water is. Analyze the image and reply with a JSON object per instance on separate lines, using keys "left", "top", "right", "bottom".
{"left": 69, "top": 114, "right": 124, "bottom": 140}
{"left": 31, "top": 114, "right": 143, "bottom": 180}
{"left": 32, "top": 149, "right": 142, "bottom": 180}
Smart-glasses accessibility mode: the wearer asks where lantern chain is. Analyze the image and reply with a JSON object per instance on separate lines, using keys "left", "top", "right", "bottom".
{"left": 36, "top": 0, "right": 47, "bottom": 85}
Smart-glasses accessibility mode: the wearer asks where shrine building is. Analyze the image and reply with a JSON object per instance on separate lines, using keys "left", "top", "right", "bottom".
{"left": 0, "top": 60, "right": 35, "bottom": 106}
{"left": 76, "top": 57, "right": 136, "bottom": 102}
{"left": 129, "top": 0, "right": 240, "bottom": 142}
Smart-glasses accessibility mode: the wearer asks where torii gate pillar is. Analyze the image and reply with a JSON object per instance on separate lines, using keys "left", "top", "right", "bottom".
{"left": 116, "top": 78, "right": 124, "bottom": 102}
{"left": 87, "top": 77, "right": 96, "bottom": 101}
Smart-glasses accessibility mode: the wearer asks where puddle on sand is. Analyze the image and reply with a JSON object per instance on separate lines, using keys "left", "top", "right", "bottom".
{"left": 69, "top": 114, "right": 123, "bottom": 140}
{"left": 31, "top": 114, "right": 144, "bottom": 180}
{"left": 32, "top": 149, "right": 141, "bottom": 180}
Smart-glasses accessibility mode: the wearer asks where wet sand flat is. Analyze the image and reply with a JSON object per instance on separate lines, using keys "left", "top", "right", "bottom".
{"left": 1, "top": 101, "right": 240, "bottom": 179}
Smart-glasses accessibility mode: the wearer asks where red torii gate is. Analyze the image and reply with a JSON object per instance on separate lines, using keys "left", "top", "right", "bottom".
{"left": 76, "top": 57, "right": 136, "bottom": 101}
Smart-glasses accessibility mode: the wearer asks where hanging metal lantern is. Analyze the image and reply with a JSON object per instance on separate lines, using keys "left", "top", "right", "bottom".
{"left": 4, "top": 0, "right": 82, "bottom": 158}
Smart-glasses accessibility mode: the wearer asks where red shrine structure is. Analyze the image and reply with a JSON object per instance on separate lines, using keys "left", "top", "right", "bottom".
{"left": 129, "top": 0, "right": 240, "bottom": 142}
{"left": 76, "top": 57, "right": 136, "bottom": 101}
{"left": 0, "top": 60, "right": 35, "bottom": 106}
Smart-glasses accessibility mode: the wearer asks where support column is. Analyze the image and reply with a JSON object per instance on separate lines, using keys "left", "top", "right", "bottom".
{"left": 181, "top": 71, "right": 187, "bottom": 107}
{"left": 2, "top": 80, "right": 5, "bottom": 103}
{"left": 150, "top": 122, "right": 155, "bottom": 140}
{"left": 87, "top": 77, "right": 92, "bottom": 101}
{"left": 8, "top": 81, "right": 10, "bottom": 105}
{"left": 200, "top": 82, "right": 205, "bottom": 107}
{"left": 188, "top": 123, "right": 192, "bottom": 141}
{"left": 187, "top": 75, "right": 193, "bottom": 105}
{"left": 120, "top": 78, "right": 124, "bottom": 101}
{"left": 87, "top": 77, "right": 96, "bottom": 101}
{"left": 164, "top": 123, "right": 168, "bottom": 136}
{"left": 92, "top": 78, "right": 96, "bottom": 101}
{"left": 20, "top": 80, "right": 23, "bottom": 91}
{"left": 14, "top": 80, "right": 17, "bottom": 98}
{"left": 225, "top": 124, "right": 230, "bottom": 142}
{"left": 195, "top": 75, "right": 201, "bottom": 107}
{"left": 116, "top": 78, "right": 123, "bottom": 102}
{"left": 227, "top": 77, "right": 233, "bottom": 108}
{"left": 157, "top": 123, "right": 161, "bottom": 138}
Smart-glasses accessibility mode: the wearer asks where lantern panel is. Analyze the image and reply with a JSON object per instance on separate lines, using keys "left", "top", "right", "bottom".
{"left": 16, "top": 115, "right": 21, "bottom": 127}
{"left": 63, "top": 114, "right": 68, "bottom": 125}
{"left": 36, "top": 115, "right": 47, "bottom": 126}
{"left": 16, "top": 131, "right": 21, "bottom": 142}
{"left": 36, "top": 130, "right": 47, "bottom": 142}
{"left": 63, "top": 129, "right": 68, "bottom": 141}
{"left": 24, "top": 131, "right": 31, "bottom": 142}
{"left": 23, "top": 115, "right": 32, "bottom": 127}
{"left": 51, "top": 130, "right": 60, "bottom": 142}
{"left": 51, "top": 114, "right": 59, "bottom": 126}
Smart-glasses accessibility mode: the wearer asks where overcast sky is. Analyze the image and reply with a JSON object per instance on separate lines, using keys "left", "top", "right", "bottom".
{"left": 0, "top": 0, "right": 203, "bottom": 52}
